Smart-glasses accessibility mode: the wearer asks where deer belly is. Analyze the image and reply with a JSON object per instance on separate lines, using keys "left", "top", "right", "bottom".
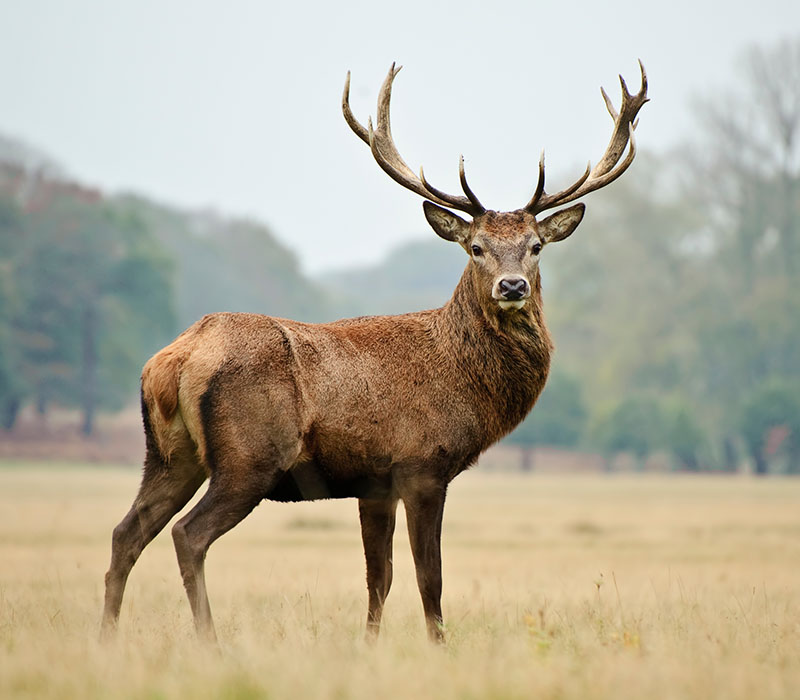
{"left": 265, "top": 459, "right": 393, "bottom": 502}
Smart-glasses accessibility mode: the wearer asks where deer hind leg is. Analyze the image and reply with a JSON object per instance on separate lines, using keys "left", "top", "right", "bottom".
{"left": 401, "top": 480, "right": 447, "bottom": 643}
{"left": 101, "top": 448, "right": 206, "bottom": 639}
{"left": 171, "top": 464, "right": 281, "bottom": 644}
{"left": 171, "top": 365, "right": 302, "bottom": 642}
{"left": 358, "top": 496, "right": 399, "bottom": 642}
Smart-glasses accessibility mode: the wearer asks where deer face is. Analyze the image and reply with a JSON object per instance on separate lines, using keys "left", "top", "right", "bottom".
{"left": 423, "top": 201, "right": 585, "bottom": 312}
{"left": 343, "top": 62, "right": 647, "bottom": 312}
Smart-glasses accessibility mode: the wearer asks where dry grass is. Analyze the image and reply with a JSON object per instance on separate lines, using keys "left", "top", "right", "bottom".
{"left": 1, "top": 461, "right": 799, "bottom": 699}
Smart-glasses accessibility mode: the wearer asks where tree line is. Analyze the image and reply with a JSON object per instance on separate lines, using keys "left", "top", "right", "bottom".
{"left": 0, "top": 170, "right": 174, "bottom": 434}
{"left": 509, "top": 39, "right": 800, "bottom": 473}
{"left": 0, "top": 165, "right": 322, "bottom": 435}
{"left": 0, "top": 37, "right": 798, "bottom": 473}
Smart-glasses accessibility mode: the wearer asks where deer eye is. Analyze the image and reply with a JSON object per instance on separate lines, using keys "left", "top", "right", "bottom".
{"left": 532, "top": 241, "right": 542, "bottom": 255}
{"left": 471, "top": 244, "right": 483, "bottom": 257}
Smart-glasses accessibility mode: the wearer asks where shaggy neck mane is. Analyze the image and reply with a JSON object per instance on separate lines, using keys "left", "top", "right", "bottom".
{"left": 432, "top": 263, "right": 553, "bottom": 441}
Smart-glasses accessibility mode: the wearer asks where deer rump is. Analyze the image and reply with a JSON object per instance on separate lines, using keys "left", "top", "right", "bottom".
{"left": 102, "top": 61, "right": 648, "bottom": 646}
{"left": 142, "top": 311, "right": 487, "bottom": 505}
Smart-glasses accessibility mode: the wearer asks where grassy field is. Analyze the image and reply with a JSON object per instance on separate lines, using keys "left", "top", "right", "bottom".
{"left": 1, "top": 461, "right": 799, "bottom": 699}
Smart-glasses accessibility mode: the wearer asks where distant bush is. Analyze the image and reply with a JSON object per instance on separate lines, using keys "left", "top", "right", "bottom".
{"left": 738, "top": 382, "right": 800, "bottom": 474}
{"left": 590, "top": 396, "right": 705, "bottom": 470}
{"left": 505, "top": 371, "right": 588, "bottom": 451}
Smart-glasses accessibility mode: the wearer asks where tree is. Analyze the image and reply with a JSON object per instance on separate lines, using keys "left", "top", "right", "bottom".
{"left": 738, "top": 383, "right": 800, "bottom": 475}
{"left": 319, "top": 238, "right": 465, "bottom": 318}
{"left": 662, "top": 399, "right": 705, "bottom": 471}
{"left": 682, "top": 37, "right": 800, "bottom": 467}
{"left": 0, "top": 196, "right": 25, "bottom": 428}
{"left": 543, "top": 153, "right": 703, "bottom": 402}
{"left": 0, "top": 182, "right": 176, "bottom": 434}
{"left": 504, "top": 370, "right": 587, "bottom": 470}
{"left": 118, "top": 197, "right": 330, "bottom": 328}
{"left": 688, "top": 38, "right": 800, "bottom": 279}
{"left": 54, "top": 200, "right": 176, "bottom": 434}
{"left": 591, "top": 396, "right": 666, "bottom": 468}
{"left": 1, "top": 159, "right": 334, "bottom": 435}
{"left": 578, "top": 394, "right": 707, "bottom": 471}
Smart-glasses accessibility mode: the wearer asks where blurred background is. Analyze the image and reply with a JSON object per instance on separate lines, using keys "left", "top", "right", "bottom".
{"left": 0, "top": 0, "right": 798, "bottom": 474}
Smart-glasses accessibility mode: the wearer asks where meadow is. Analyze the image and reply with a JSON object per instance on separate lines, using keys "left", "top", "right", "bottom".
{"left": 1, "top": 461, "right": 799, "bottom": 699}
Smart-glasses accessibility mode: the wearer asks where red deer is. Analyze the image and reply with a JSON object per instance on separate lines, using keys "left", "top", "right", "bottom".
{"left": 101, "top": 63, "right": 648, "bottom": 644}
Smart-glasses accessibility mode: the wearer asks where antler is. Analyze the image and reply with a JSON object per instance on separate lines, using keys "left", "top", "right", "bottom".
{"left": 343, "top": 64, "right": 486, "bottom": 217}
{"left": 525, "top": 61, "right": 649, "bottom": 215}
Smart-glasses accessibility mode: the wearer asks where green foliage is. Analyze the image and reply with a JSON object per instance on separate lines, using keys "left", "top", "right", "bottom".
{"left": 0, "top": 36, "right": 797, "bottom": 465}
{"left": 0, "top": 171, "right": 327, "bottom": 432}
{"left": 591, "top": 397, "right": 665, "bottom": 462}
{"left": 738, "top": 382, "right": 800, "bottom": 474}
{"left": 662, "top": 400, "right": 706, "bottom": 471}
{"left": 0, "top": 186, "right": 176, "bottom": 433}
{"left": 0, "top": 197, "right": 25, "bottom": 426}
{"left": 590, "top": 396, "right": 705, "bottom": 470}
{"left": 506, "top": 371, "right": 587, "bottom": 448}
{"left": 318, "top": 238, "right": 465, "bottom": 318}
{"left": 537, "top": 37, "right": 800, "bottom": 470}
{"left": 118, "top": 197, "right": 327, "bottom": 327}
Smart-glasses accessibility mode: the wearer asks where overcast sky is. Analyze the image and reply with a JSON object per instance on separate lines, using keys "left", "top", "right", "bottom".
{"left": 0, "top": 1, "right": 797, "bottom": 272}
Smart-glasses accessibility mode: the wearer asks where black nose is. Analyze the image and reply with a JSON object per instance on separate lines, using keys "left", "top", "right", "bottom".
{"left": 498, "top": 277, "right": 529, "bottom": 300}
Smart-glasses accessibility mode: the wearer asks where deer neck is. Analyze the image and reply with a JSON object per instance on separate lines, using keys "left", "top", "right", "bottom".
{"left": 434, "top": 264, "right": 553, "bottom": 439}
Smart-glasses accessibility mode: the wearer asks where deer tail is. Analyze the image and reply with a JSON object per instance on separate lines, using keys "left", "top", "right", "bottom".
{"left": 141, "top": 344, "right": 187, "bottom": 462}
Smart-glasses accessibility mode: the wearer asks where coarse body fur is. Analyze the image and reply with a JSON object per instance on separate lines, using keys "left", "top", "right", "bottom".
{"left": 101, "top": 257, "right": 553, "bottom": 644}
{"left": 101, "top": 61, "right": 646, "bottom": 644}
{"left": 148, "top": 270, "right": 551, "bottom": 499}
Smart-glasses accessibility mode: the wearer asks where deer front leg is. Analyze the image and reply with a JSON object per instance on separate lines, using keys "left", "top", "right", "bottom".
{"left": 358, "top": 497, "right": 399, "bottom": 642}
{"left": 402, "top": 481, "right": 447, "bottom": 643}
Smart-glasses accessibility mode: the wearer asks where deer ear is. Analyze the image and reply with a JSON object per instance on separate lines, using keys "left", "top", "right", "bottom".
{"left": 538, "top": 203, "right": 585, "bottom": 243}
{"left": 423, "top": 201, "right": 470, "bottom": 243}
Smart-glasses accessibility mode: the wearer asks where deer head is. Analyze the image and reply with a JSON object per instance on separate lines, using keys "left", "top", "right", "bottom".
{"left": 343, "top": 63, "right": 649, "bottom": 314}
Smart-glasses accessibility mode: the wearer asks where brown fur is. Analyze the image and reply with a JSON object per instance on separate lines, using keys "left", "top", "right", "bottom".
{"left": 100, "top": 203, "right": 588, "bottom": 645}
{"left": 99, "top": 59, "right": 645, "bottom": 643}
{"left": 143, "top": 349, "right": 181, "bottom": 423}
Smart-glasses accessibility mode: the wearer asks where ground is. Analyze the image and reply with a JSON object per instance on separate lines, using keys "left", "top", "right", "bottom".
{"left": 1, "top": 462, "right": 798, "bottom": 699}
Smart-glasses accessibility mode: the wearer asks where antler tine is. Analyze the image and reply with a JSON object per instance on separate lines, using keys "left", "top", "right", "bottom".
{"left": 419, "top": 165, "right": 456, "bottom": 205}
{"left": 372, "top": 63, "right": 418, "bottom": 183}
{"left": 584, "top": 123, "right": 637, "bottom": 191}
{"left": 343, "top": 64, "right": 485, "bottom": 217}
{"left": 524, "top": 150, "right": 547, "bottom": 212}
{"left": 366, "top": 117, "right": 423, "bottom": 194}
{"left": 601, "top": 86, "right": 618, "bottom": 121}
{"left": 619, "top": 72, "right": 630, "bottom": 98}
{"left": 419, "top": 158, "right": 485, "bottom": 214}
{"left": 525, "top": 152, "right": 593, "bottom": 215}
{"left": 638, "top": 59, "right": 648, "bottom": 98}
{"left": 526, "top": 61, "right": 649, "bottom": 215}
{"left": 342, "top": 71, "right": 370, "bottom": 146}
{"left": 459, "top": 155, "right": 485, "bottom": 213}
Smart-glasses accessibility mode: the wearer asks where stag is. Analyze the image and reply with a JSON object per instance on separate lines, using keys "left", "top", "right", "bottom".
{"left": 101, "top": 63, "right": 648, "bottom": 644}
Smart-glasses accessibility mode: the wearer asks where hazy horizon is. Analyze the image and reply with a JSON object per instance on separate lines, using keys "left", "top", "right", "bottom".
{"left": 1, "top": 0, "right": 797, "bottom": 272}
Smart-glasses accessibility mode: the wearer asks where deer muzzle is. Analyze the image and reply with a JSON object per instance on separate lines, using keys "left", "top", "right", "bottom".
{"left": 494, "top": 276, "right": 530, "bottom": 310}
